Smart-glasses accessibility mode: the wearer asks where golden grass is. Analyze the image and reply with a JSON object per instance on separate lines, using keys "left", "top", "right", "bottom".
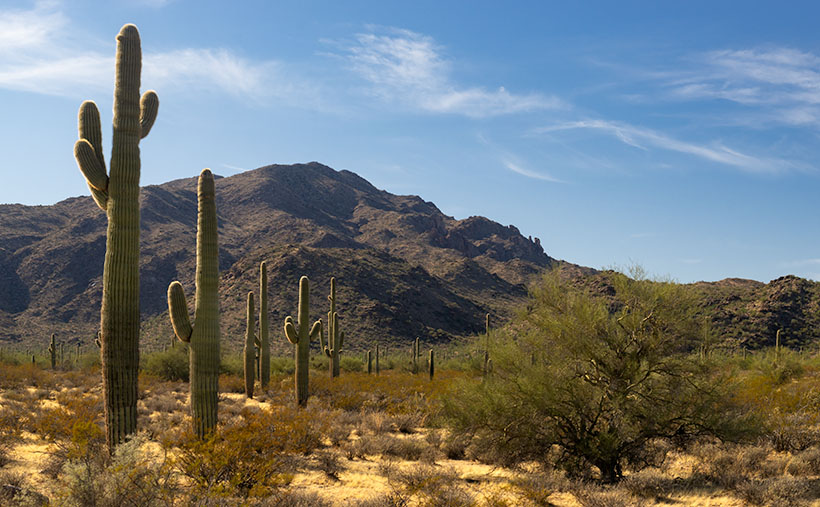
{"left": 2, "top": 362, "right": 820, "bottom": 505}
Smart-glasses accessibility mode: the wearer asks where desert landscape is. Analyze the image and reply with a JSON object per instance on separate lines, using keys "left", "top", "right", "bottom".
{"left": 3, "top": 2, "right": 820, "bottom": 506}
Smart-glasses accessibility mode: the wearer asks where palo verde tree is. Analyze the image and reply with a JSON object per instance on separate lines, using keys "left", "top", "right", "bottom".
{"left": 443, "top": 267, "right": 758, "bottom": 483}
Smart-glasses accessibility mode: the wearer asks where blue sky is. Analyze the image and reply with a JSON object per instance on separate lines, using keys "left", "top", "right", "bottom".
{"left": 2, "top": 0, "right": 820, "bottom": 283}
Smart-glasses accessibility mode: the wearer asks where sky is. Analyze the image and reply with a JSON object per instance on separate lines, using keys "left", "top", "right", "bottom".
{"left": 1, "top": 0, "right": 820, "bottom": 283}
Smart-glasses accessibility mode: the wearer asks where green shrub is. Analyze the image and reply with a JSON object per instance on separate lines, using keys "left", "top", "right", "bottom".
{"left": 142, "top": 346, "right": 189, "bottom": 382}
{"left": 443, "top": 268, "right": 761, "bottom": 482}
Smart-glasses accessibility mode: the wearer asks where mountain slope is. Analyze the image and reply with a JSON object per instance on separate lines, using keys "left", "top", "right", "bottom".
{"left": 0, "top": 162, "right": 552, "bottom": 352}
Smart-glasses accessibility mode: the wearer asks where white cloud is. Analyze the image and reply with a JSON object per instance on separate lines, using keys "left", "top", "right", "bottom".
{"left": 0, "top": 2, "right": 311, "bottom": 104}
{"left": 659, "top": 47, "right": 820, "bottom": 129}
{"left": 503, "top": 160, "right": 563, "bottom": 182}
{"left": 344, "top": 28, "right": 563, "bottom": 117}
{"left": 535, "top": 119, "right": 790, "bottom": 173}
{"left": 0, "top": 0, "right": 65, "bottom": 54}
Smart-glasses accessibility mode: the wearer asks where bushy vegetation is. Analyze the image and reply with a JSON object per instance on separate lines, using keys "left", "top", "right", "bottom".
{"left": 5, "top": 270, "right": 820, "bottom": 503}
{"left": 443, "top": 268, "right": 761, "bottom": 481}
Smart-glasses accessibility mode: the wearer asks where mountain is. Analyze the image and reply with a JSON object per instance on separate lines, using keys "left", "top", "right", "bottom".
{"left": 0, "top": 162, "right": 554, "bottom": 353}
{"left": 3, "top": 162, "right": 818, "bottom": 355}
{"left": 569, "top": 271, "right": 820, "bottom": 351}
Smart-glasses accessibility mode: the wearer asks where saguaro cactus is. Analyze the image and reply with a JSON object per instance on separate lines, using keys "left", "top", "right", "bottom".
{"left": 412, "top": 337, "right": 420, "bottom": 374}
{"left": 48, "top": 334, "right": 57, "bottom": 370}
{"left": 258, "top": 262, "right": 270, "bottom": 387}
{"left": 375, "top": 342, "right": 380, "bottom": 375}
{"left": 73, "top": 24, "right": 158, "bottom": 448}
{"left": 284, "top": 276, "right": 322, "bottom": 407}
{"left": 243, "top": 292, "right": 256, "bottom": 399}
{"left": 320, "top": 278, "right": 344, "bottom": 378}
{"left": 429, "top": 349, "right": 435, "bottom": 380}
{"left": 167, "top": 169, "right": 220, "bottom": 438}
{"left": 366, "top": 350, "right": 372, "bottom": 374}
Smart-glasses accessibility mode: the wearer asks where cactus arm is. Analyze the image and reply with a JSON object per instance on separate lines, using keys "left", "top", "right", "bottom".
{"left": 74, "top": 140, "right": 108, "bottom": 191}
{"left": 319, "top": 324, "right": 330, "bottom": 356}
{"left": 167, "top": 281, "right": 193, "bottom": 342}
{"left": 310, "top": 320, "right": 323, "bottom": 341}
{"left": 284, "top": 316, "right": 298, "bottom": 344}
{"left": 76, "top": 100, "right": 109, "bottom": 210}
{"left": 139, "top": 91, "right": 159, "bottom": 138}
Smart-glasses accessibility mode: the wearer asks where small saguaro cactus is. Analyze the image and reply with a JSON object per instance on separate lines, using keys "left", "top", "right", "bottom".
{"left": 485, "top": 313, "right": 490, "bottom": 334}
{"left": 320, "top": 278, "right": 344, "bottom": 378}
{"left": 375, "top": 342, "right": 380, "bottom": 375}
{"left": 412, "top": 337, "right": 420, "bottom": 374}
{"left": 366, "top": 350, "right": 373, "bottom": 374}
{"left": 243, "top": 292, "right": 256, "bottom": 399}
{"left": 73, "top": 24, "right": 158, "bottom": 449}
{"left": 48, "top": 334, "right": 57, "bottom": 370}
{"left": 429, "top": 349, "right": 435, "bottom": 380}
{"left": 258, "top": 262, "right": 270, "bottom": 387}
{"left": 775, "top": 329, "right": 782, "bottom": 363}
{"left": 284, "top": 276, "right": 322, "bottom": 407}
{"left": 167, "top": 169, "right": 221, "bottom": 438}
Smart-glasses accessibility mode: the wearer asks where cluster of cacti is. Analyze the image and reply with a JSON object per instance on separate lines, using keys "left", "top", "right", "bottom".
{"left": 73, "top": 24, "right": 158, "bottom": 448}
{"left": 284, "top": 276, "right": 322, "bottom": 407}
{"left": 244, "top": 292, "right": 256, "bottom": 399}
{"left": 167, "top": 169, "right": 221, "bottom": 438}
{"left": 319, "top": 277, "right": 344, "bottom": 378}
{"left": 48, "top": 334, "right": 57, "bottom": 369}
{"left": 258, "top": 262, "right": 270, "bottom": 387}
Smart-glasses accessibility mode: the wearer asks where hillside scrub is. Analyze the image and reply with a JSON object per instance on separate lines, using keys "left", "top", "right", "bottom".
{"left": 443, "top": 268, "right": 762, "bottom": 482}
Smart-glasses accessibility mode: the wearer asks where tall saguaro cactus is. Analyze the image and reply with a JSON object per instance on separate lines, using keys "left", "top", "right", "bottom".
{"left": 320, "top": 277, "right": 344, "bottom": 378}
{"left": 258, "top": 262, "right": 270, "bottom": 387}
{"left": 244, "top": 292, "right": 256, "bottom": 399}
{"left": 167, "top": 169, "right": 220, "bottom": 438}
{"left": 73, "top": 24, "right": 158, "bottom": 448}
{"left": 284, "top": 276, "right": 322, "bottom": 407}
{"left": 48, "top": 334, "right": 57, "bottom": 370}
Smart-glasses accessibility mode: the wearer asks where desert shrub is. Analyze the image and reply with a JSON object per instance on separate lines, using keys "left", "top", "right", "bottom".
{"left": 142, "top": 346, "right": 189, "bottom": 382}
{"left": 0, "top": 471, "right": 48, "bottom": 506}
{"left": 174, "top": 404, "right": 328, "bottom": 499}
{"left": 219, "top": 353, "right": 243, "bottom": 377}
{"left": 620, "top": 469, "right": 675, "bottom": 500}
{"left": 266, "top": 489, "right": 333, "bottom": 506}
{"left": 510, "top": 470, "right": 571, "bottom": 506}
{"left": 57, "top": 433, "right": 179, "bottom": 507}
{"left": 786, "top": 446, "right": 820, "bottom": 476}
{"left": 340, "top": 355, "right": 364, "bottom": 372}
{"left": 218, "top": 373, "right": 245, "bottom": 394}
{"left": 270, "top": 356, "right": 295, "bottom": 375}
{"left": 443, "top": 268, "right": 761, "bottom": 482}
{"left": 734, "top": 476, "right": 818, "bottom": 506}
{"left": 314, "top": 450, "right": 343, "bottom": 480}
{"left": 768, "top": 413, "right": 820, "bottom": 452}
{"left": 570, "top": 484, "right": 645, "bottom": 507}
{"left": 384, "top": 463, "right": 474, "bottom": 507}
{"left": 29, "top": 390, "right": 102, "bottom": 442}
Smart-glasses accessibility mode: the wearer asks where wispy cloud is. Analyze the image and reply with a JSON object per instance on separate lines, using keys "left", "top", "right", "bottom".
{"left": 0, "top": 2, "right": 313, "bottom": 104}
{"left": 535, "top": 119, "right": 791, "bottom": 173}
{"left": 343, "top": 27, "right": 563, "bottom": 117}
{"left": 503, "top": 160, "right": 563, "bottom": 182}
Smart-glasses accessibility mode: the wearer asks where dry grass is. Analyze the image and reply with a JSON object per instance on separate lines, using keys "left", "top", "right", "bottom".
{"left": 3, "top": 361, "right": 820, "bottom": 505}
